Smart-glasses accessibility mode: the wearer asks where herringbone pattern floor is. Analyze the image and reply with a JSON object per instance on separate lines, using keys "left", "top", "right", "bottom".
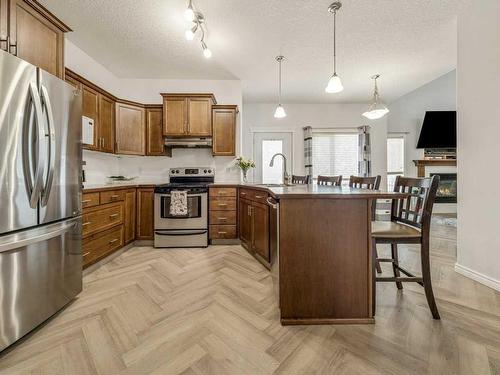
{"left": 1, "top": 217, "right": 499, "bottom": 374}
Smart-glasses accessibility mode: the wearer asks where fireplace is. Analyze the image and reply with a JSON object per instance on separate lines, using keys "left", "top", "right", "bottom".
{"left": 430, "top": 173, "right": 457, "bottom": 203}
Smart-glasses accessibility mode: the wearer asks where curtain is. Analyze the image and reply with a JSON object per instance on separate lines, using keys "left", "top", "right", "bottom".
{"left": 358, "top": 125, "right": 371, "bottom": 177}
{"left": 303, "top": 126, "right": 313, "bottom": 182}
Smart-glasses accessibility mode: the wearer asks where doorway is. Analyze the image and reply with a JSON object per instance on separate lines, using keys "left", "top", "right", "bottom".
{"left": 253, "top": 132, "right": 293, "bottom": 184}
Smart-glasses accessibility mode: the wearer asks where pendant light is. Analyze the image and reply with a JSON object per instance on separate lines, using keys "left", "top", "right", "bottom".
{"left": 325, "top": 2, "right": 344, "bottom": 93}
{"left": 362, "top": 74, "right": 390, "bottom": 120}
{"left": 274, "top": 56, "right": 287, "bottom": 118}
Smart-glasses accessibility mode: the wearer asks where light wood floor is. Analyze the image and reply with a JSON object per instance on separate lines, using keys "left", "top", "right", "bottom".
{"left": 1, "top": 217, "right": 500, "bottom": 374}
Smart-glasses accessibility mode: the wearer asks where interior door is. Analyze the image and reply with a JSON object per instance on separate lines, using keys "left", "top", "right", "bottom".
{"left": 38, "top": 69, "right": 82, "bottom": 225}
{"left": 0, "top": 50, "right": 38, "bottom": 234}
{"left": 253, "top": 132, "right": 293, "bottom": 184}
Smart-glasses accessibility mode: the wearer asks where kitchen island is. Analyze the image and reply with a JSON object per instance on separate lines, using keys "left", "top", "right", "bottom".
{"left": 249, "top": 184, "right": 406, "bottom": 325}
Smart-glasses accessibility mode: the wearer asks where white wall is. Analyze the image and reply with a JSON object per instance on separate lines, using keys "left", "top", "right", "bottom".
{"left": 65, "top": 40, "right": 243, "bottom": 184}
{"left": 243, "top": 103, "right": 388, "bottom": 187}
{"left": 455, "top": 0, "right": 500, "bottom": 291}
{"left": 388, "top": 70, "right": 456, "bottom": 177}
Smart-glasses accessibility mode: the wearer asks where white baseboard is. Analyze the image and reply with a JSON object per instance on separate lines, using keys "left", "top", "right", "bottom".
{"left": 454, "top": 263, "right": 500, "bottom": 292}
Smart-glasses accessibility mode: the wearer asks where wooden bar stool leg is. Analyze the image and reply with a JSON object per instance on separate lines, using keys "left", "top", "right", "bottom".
{"left": 375, "top": 248, "right": 382, "bottom": 274}
{"left": 391, "top": 243, "right": 403, "bottom": 290}
{"left": 420, "top": 239, "right": 440, "bottom": 319}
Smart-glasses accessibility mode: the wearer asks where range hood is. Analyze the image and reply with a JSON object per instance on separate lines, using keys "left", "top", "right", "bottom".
{"left": 164, "top": 137, "right": 213, "bottom": 148}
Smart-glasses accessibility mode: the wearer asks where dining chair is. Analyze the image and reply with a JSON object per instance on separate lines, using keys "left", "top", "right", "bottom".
{"left": 317, "top": 175, "right": 342, "bottom": 186}
{"left": 292, "top": 175, "right": 309, "bottom": 184}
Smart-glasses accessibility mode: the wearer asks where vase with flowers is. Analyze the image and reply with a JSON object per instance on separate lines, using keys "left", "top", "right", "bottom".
{"left": 235, "top": 156, "right": 255, "bottom": 183}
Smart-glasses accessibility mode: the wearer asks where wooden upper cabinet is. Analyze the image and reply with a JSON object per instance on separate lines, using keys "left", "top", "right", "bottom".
{"left": 187, "top": 97, "right": 212, "bottom": 136}
{"left": 212, "top": 105, "right": 238, "bottom": 156}
{"left": 8, "top": 0, "right": 70, "bottom": 78}
{"left": 1, "top": 0, "right": 9, "bottom": 51}
{"left": 163, "top": 97, "right": 186, "bottom": 136}
{"left": 64, "top": 73, "right": 81, "bottom": 91}
{"left": 161, "top": 94, "right": 216, "bottom": 137}
{"left": 115, "top": 101, "right": 145, "bottom": 155}
{"left": 98, "top": 94, "right": 115, "bottom": 153}
{"left": 82, "top": 84, "right": 99, "bottom": 150}
{"left": 146, "top": 106, "right": 166, "bottom": 155}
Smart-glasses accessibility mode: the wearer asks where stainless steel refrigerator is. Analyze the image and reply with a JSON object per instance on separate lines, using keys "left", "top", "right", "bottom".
{"left": 0, "top": 50, "right": 82, "bottom": 351}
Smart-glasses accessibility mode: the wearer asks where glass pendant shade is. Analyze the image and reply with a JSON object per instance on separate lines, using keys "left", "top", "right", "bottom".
{"left": 325, "top": 74, "right": 344, "bottom": 93}
{"left": 362, "top": 103, "right": 390, "bottom": 120}
{"left": 185, "top": 29, "right": 195, "bottom": 40}
{"left": 274, "top": 104, "right": 287, "bottom": 118}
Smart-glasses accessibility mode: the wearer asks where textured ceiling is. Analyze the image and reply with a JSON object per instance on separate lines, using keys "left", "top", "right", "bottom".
{"left": 41, "top": 0, "right": 460, "bottom": 103}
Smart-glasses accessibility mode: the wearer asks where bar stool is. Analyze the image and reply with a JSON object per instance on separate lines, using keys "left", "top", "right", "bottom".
{"left": 292, "top": 175, "right": 309, "bottom": 184}
{"left": 349, "top": 176, "right": 382, "bottom": 272}
{"left": 371, "top": 175, "right": 440, "bottom": 319}
{"left": 317, "top": 175, "right": 342, "bottom": 186}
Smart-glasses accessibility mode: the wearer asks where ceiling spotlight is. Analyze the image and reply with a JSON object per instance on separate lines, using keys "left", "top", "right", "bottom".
{"left": 362, "top": 74, "right": 390, "bottom": 120}
{"left": 325, "top": 2, "right": 344, "bottom": 94}
{"left": 202, "top": 40, "right": 212, "bottom": 58}
{"left": 184, "top": 0, "right": 195, "bottom": 21}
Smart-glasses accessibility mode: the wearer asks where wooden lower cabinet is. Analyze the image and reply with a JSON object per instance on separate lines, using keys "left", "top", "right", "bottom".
{"left": 239, "top": 189, "right": 271, "bottom": 267}
{"left": 209, "top": 187, "right": 238, "bottom": 240}
{"left": 124, "top": 189, "right": 136, "bottom": 244}
{"left": 136, "top": 187, "right": 154, "bottom": 240}
{"left": 83, "top": 226, "right": 124, "bottom": 268}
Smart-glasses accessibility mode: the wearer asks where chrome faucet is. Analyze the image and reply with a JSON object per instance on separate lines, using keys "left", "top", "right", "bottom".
{"left": 269, "top": 153, "right": 292, "bottom": 185}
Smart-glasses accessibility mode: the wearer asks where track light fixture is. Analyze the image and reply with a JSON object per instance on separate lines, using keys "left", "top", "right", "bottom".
{"left": 183, "top": 0, "right": 212, "bottom": 58}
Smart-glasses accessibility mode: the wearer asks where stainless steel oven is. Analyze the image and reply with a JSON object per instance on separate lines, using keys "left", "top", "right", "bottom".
{"left": 154, "top": 167, "right": 214, "bottom": 248}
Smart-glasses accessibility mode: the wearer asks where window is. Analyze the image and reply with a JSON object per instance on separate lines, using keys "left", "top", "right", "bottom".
{"left": 387, "top": 135, "right": 405, "bottom": 191}
{"left": 312, "top": 132, "right": 359, "bottom": 182}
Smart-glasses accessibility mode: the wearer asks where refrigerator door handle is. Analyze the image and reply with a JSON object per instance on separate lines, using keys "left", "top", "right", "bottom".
{"left": 0, "top": 220, "right": 77, "bottom": 254}
{"left": 23, "top": 82, "right": 46, "bottom": 209}
{"left": 40, "top": 85, "right": 56, "bottom": 207}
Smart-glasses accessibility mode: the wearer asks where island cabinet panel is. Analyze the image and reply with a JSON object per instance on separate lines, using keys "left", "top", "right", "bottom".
{"left": 98, "top": 94, "right": 115, "bottom": 153}
{"left": 115, "top": 102, "right": 145, "bottom": 155}
{"left": 7, "top": 0, "right": 69, "bottom": 78}
{"left": 124, "top": 189, "right": 136, "bottom": 244}
{"left": 212, "top": 105, "right": 237, "bottom": 156}
{"left": 136, "top": 188, "right": 154, "bottom": 240}
{"left": 146, "top": 106, "right": 165, "bottom": 155}
{"left": 279, "top": 198, "right": 373, "bottom": 325}
{"left": 82, "top": 84, "right": 99, "bottom": 150}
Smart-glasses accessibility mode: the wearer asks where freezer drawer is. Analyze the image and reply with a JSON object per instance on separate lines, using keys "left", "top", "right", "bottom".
{"left": 0, "top": 217, "right": 82, "bottom": 351}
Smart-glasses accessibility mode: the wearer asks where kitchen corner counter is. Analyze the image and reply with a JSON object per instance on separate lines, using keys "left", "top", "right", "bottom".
{"left": 83, "top": 182, "right": 161, "bottom": 192}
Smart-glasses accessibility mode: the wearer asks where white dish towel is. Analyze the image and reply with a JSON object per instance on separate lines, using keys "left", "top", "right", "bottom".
{"left": 169, "top": 190, "right": 188, "bottom": 216}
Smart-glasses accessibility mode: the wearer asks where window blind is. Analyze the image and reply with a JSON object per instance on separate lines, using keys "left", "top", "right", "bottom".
{"left": 312, "top": 133, "right": 359, "bottom": 179}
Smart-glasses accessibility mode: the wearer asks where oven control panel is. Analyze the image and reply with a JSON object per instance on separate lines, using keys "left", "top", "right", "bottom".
{"left": 169, "top": 167, "right": 215, "bottom": 177}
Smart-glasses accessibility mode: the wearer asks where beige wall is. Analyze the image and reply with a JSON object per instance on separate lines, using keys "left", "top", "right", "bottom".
{"left": 456, "top": 0, "right": 500, "bottom": 290}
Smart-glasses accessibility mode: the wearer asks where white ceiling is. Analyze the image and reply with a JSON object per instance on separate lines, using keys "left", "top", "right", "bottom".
{"left": 41, "top": 0, "right": 460, "bottom": 103}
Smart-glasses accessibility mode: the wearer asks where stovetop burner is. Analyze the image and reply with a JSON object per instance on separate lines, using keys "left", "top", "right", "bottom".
{"left": 154, "top": 167, "right": 215, "bottom": 194}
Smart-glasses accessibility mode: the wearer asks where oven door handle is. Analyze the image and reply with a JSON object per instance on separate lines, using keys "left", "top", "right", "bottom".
{"left": 159, "top": 193, "right": 206, "bottom": 197}
{"left": 154, "top": 230, "right": 208, "bottom": 236}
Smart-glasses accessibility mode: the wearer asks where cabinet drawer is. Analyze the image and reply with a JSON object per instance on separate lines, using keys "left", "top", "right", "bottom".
{"left": 83, "top": 226, "right": 124, "bottom": 268}
{"left": 209, "top": 210, "right": 236, "bottom": 225}
{"left": 239, "top": 188, "right": 269, "bottom": 204}
{"left": 209, "top": 187, "right": 237, "bottom": 198}
{"left": 209, "top": 225, "right": 237, "bottom": 239}
{"left": 100, "top": 190, "right": 126, "bottom": 204}
{"left": 209, "top": 197, "right": 237, "bottom": 211}
{"left": 82, "top": 203, "right": 123, "bottom": 238}
{"left": 82, "top": 192, "right": 100, "bottom": 208}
